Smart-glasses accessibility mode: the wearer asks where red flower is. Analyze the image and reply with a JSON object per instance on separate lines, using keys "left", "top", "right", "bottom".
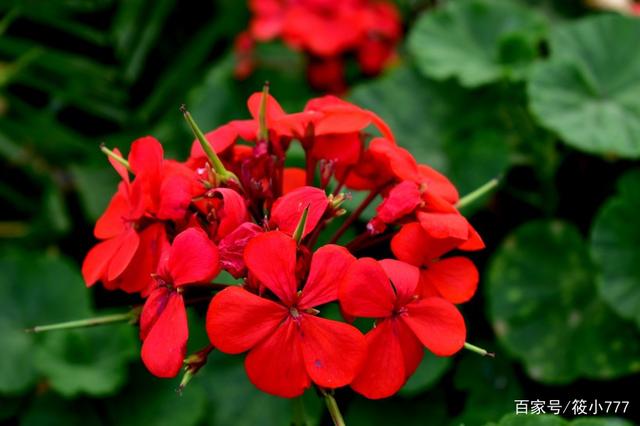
{"left": 140, "top": 227, "right": 220, "bottom": 378}
{"left": 206, "top": 231, "right": 365, "bottom": 397}
{"left": 391, "top": 222, "right": 478, "bottom": 304}
{"left": 270, "top": 186, "right": 329, "bottom": 239}
{"left": 82, "top": 137, "right": 193, "bottom": 294}
{"left": 339, "top": 258, "right": 466, "bottom": 399}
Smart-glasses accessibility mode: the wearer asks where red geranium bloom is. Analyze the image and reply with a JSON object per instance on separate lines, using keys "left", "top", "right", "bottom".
{"left": 82, "top": 137, "right": 193, "bottom": 295}
{"left": 339, "top": 258, "right": 466, "bottom": 399}
{"left": 391, "top": 222, "right": 478, "bottom": 303}
{"left": 206, "top": 231, "right": 365, "bottom": 398}
{"left": 270, "top": 186, "right": 329, "bottom": 239}
{"left": 140, "top": 227, "right": 220, "bottom": 378}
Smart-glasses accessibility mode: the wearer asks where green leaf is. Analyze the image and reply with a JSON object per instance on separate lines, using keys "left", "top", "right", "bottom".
{"left": 106, "top": 366, "right": 207, "bottom": 426}
{"left": 350, "top": 64, "right": 453, "bottom": 171}
{"left": 590, "top": 169, "right": 640, "bottom": 328}
{"left": 408, "top": 0, "right": 546, "bottom": 87}
{"left": 0, "top": 250, "right": 135, "bottom": 396}
{"left": 487, "top": 220, "right": 640, "bottom": 384}
{"left": 198, "top": 354, "right": 293, "bottom": 426}
{"left": 20, "top": 393, "right": 102, "bottom": 426}
{"left": 528, "top": 14, "right": 640, "bottom": 158}
{"left": 399, "top": 351, "right": 450, "bottom": 396}
{"left": 0, "top": 395, "right": 21, "bottom": 421}
{"left": 34, "top": 324, "right": 136, "bottom": 397}
{"left": 453, "top": 351, "right": 523, "bottom": 426}
{"left": 70, "top": 163, "right": 119, "bottom": 221}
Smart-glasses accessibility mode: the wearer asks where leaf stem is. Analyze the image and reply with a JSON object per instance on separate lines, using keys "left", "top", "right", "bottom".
{"left": 456, "top": 178, "right": 500, "bottom": 210}
{"left": 464, "top": 342, "right": 495, "bottom": 358}
{"left": 322, "top": 390, "right": 346, "bottom": 426}
{"left": 25, "top": 308, "right": 139, "bottom": 333}
{"left": 180, "top": 104, "right": 237, "bottom": 183}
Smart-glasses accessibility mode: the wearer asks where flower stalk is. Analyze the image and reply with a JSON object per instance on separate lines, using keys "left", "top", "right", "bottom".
{"left": 25, "top": 307, "right": 140, "bottom": 333}
{"left": 463, "top": 342, "right": 495, "bottom": 358}
{"left": 456, "top": 178, "right": 500, "bottom": 210}
{"left": 322, "top": 390, "right": 346, "bottom": 426}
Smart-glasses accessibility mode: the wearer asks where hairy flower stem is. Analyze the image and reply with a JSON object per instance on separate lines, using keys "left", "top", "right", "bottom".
{"left": 100, "top": 144, "right": 131, "bottom": 172}
{"left": 25, "top": 308, "right": 140, "bottom": 333}
{"left": 181, "top": 104, "right": 238, "bottom": 184}
{"left": 328, "top": 189, "right": 379, "bottom": 244}
{"left": 456, "top": 178, "right": 500, "bottom": 210}
{"left": 322, "top": 390, "right": 346, "bottom": 426}
{"left": 464, "top": 342, "right": 495, "bottom": 358}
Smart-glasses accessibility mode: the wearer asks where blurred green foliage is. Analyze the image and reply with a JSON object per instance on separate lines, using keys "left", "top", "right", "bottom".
{"left": 0, "top": 0, "right": 639, "bottom": 425}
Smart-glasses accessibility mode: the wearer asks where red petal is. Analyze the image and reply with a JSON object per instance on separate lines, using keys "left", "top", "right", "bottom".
{"left": 390, "top": 222, "right": 429, "bottom": 266}
{"left": 218, "top": 222, "right": 262, "bottom": 278}
{"left": 369, "top": 138, "right": 419, "bottom": 182}
{"left": 339, "top": 258, "right": 395, "bottom": 318}
{"left": 282, "top": 167, "right": 306, "bottom": 194}
{"left": 211, "top": 188, "right": 249, "bottom": 239}
{"left": 402, "top": 298, "right": 466, "bottom": 356}
{"left": 299, "top": 314, "right": 366, "bottom": 389}
{"left": 458, "top": 224, "right": 485, "bottom": 251}
{"left": 108, "top": 147, "right": 129, "bottom": 183}
{"left": 156, "top": 174, "right": 192, "bottom": 221}
{"left": 94, "top": 185, "right": 128, "bottom": 239}
{"left": 109, "top": 223, "right": 169, "bottom": 296}
{"left": 244, "top": 231, "right": 298, "bottom": 305}
{"left": 164, "top": 228, "right": 220, "bottom": 286}
{"left": 106, "top": 229, "right": 140, "bottom": 281}
{"left": 139, "top": 286, "right": 169, "bottom": 340}
{"left": 81, "top": 237, "right": 121, "bottom": 286}
{"left": 417, "top": 210, "right": 469, "bottom": 241}
{"left": 141, "top": 292, "right": 188, "bottom": 378}
{"left": 128, "top": 136, "right": 163, "bottom": 180}
{"left": 418, "top": 164, "right": 459, "bottom": 204}
{"left": 247, "top": 91, "right": 286, "bottom": 122}
{"left": 245, "top": 318, "right": 310, "bottom": 398}
{"left": 190, "top": 123, "right": 239, "bottom": 159}
{"left": 270, "top": 186, "right": 328, "bottom": 239}
{"left": 206, "top": 286, "right": 287, "bottom": 354}
{"left": 374, "top": 181, "right": 421, "bottom": 224}
{"left": 310, "top": 133, "right": 362, "bottom": 165}
{"left": 350, "top": 319, "right": 405, "bottom": 399}
{"left": 299, "top": 245, "right": 355, "bottom": 309}
{"left": 397, "top": 319, "right": 424, "bottom": 379}
{"left": 421, "top": 257, "right": 478, "bottom": 304}
{"left": 378, "top": 259, "right": 419, "bottom": 306}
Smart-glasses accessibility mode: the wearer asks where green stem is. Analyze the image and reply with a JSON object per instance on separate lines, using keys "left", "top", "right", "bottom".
{"left": 456, "top": 178, "right": 500, "bottom": 210}
{"left": 25, "top": 309, "right": 138, "bottom": 333}
{"left": 180, "top": 105, "right": 237, "bottom": 183}
{"left": 464, "top": 342, "right": 495, "bottom": 358}
{"left": 322, "top": 391, "right": 346, "bottom": 426}
{"left": 100, "top": 144, "right": 131, "bottom": 172}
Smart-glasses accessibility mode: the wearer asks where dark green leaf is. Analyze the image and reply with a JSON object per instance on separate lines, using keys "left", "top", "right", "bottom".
{"left": 590, "top": 169, "right": 640, "bottom": 328}
{"left": 20, "top": 393, "right": 102, "bottom": 426}
{"left": 487, "top": 220, "right": 640, "bottom": 383}
{"left": 408, "top": 0, "right": 547, "bottom": 87}
{"left": 528, "top": 15, "right": 640, "bottom": 158}
{"left": 106, "top": 367, "right": 207, "bottom": 426}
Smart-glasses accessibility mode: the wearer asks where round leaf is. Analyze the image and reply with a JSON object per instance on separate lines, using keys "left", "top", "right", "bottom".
{"left": 528, "top": 15, "right": 640, "bottom": 158}
{"left": 408, "top": 0, "right": 547, "bottom": 87}
{"left": 590, "top": 170, "right": 640, "bottom": 328}
{"left": 34, "top": 324, "right": 137, "bottom": 397}
{"left": 487, "top": 220, "right": 640, "bottom": 384}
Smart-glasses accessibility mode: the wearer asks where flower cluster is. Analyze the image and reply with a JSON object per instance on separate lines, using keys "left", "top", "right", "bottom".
{"left": 83, "top": 87, "right": 483, "bottom": 399}
{"left": 235, "top": 0, "right": 402, "bottom": 92}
